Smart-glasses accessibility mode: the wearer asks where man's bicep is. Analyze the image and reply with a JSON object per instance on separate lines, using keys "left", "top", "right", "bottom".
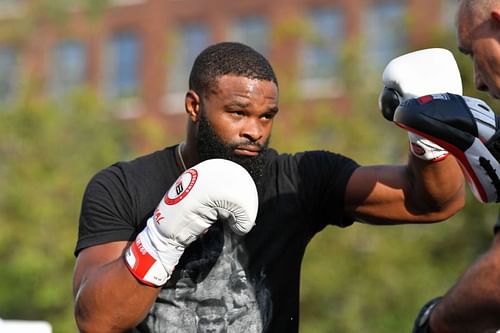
{"left": 73, "top": 241, "right": 131, "bottom": 297}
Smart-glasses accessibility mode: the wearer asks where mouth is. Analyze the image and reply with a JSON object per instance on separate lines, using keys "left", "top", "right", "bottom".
{"left": 234, "top": 145, "right": 261, "bottom": 157}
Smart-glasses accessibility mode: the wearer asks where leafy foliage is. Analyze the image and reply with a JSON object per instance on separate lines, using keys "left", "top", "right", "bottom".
{"left": 295, "top": 27, "right": 499, "bottom": 333}
{"left": 0, "top": 87, "right": 131, "bottom": 332}
{"left": 1, "top": 5, "right": 500, "bottom": 333}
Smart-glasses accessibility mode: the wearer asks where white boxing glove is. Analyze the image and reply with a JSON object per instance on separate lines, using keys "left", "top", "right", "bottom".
{"left": 125, "top": 158, "right": 258, "bottom": 287}
{"left": 378, "top": 48, "right": 463, "bottom": 162}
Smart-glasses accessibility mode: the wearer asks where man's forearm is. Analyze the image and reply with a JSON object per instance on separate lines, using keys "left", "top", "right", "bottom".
{"left": 430, "top": 239, "right": 500, "bottom": 333}
{"left": 74, "top": 256, "right": 159, "bottom": 333}
{"left": 407, "top": 155, "right": 465, "bottom": 218}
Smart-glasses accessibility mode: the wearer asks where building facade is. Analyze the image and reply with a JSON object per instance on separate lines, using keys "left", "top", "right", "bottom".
{"left": 0, "top": 0, "right": 456, "bottom": 136}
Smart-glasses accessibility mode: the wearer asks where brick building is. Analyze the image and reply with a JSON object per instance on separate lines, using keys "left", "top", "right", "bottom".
{"left": 0, "top": 0, "right": 456, "bottom": 136}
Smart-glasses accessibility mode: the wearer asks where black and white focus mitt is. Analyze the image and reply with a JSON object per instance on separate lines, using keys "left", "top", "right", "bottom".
{"left": 379, "top": 48, "right": 463, "bottom": 162}
{"left": 394, "top": 93, "right": 500, "bottom": 203}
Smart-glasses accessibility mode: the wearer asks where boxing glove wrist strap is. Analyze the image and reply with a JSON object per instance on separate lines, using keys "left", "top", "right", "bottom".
{"left": 408, "top": 132, "right": 449, "bottom": 162}
{"left": 125, "top": 224, "right": 184, "bottom": 287}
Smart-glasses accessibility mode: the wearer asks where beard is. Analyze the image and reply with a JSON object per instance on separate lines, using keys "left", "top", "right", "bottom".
{"left": 196, "top": 111, "right": 269, "bottom": 187}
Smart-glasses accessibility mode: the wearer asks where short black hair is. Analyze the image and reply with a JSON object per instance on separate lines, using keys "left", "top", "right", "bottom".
{"left": 196, "top": 298, "right": 227, "bottom": 312}
{"left": 189, "top": 42, "right": 278, "bottom": 97}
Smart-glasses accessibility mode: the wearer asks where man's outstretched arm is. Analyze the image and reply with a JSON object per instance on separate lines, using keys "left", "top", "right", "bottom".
{"left": 346, "top": 48, "right": 466, "bottom": 224}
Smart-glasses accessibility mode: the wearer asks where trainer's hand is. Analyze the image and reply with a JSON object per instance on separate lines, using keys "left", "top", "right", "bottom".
{"left": 125, "top": 159, "right": 258, "bottom": 286}
{"left": 395, "top": 93, "right": 500, "bottom": 203}
{"left": 412, "top": 297, "right": 442, "bottom": 333}
{"left": 379, "top": 48, "right": 463, "bottom": 161}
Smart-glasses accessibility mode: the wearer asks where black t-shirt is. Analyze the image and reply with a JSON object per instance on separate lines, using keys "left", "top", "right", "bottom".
{"left": 76, "top": 145, "right": 359, "bottom": 333}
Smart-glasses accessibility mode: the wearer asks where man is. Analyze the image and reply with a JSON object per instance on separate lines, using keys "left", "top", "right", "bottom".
{"left": 410, "top": 0, "right": 500, "bottom": 332}
{"left": 73, "top": 42, "right": 465, "bottom": 332}
{"left": 196, "top": 298, "right": 227, "bottom": 333}
{"left": 195, "top": 299, "right": 228, "bottom": 333}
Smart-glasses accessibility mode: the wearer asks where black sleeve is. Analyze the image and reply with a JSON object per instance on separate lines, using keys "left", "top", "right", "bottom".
{"left": 297, "top": 150, "right": 360, "bottom": 231}
{"left": 74, "top": 165, "right": 138, "bottom": 256}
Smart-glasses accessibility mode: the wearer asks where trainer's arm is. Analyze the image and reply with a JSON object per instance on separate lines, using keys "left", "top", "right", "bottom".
{"left": 428, "top": 232, "right": 500, "bottom": 333}
{"left": 73, "top": 241, "right": 160, "bottom": 333}
{"left": 344, "top": 154, "right": 465, "bottom": 224}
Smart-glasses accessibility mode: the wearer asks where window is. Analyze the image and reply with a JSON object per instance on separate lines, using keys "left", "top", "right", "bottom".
{"left": 229, "top": 15, "right": 269, "bottom": 56}
{"left": 167, "top": 23, "right": 209, "bottom": 93}
{"left": 300, "top": 8, "right": 344, "bottom": 98}
{"left": 50, "top": 40, "right": 87, "bottom": 97}
{"left": 164, "top": 23, "right": 209, "bottom": 113}
{"left": 0, "top": 0, "right": 25, "bottom": 18}
{"left": 364, "top": 2, "right": 407, "bottom": 70}
{"left": 302, "top": 8, "right": 343, "bottom": 80}
{"left": 0, "top": 46, "right": 18, "bottom": 103}
{"left": 442, "top": 0, "right": 458, "bottom": 32}
{"left": 105, "top": 31, "right": 141, "bottom": 99}
{"left": 109, "top": 0, "right": 146, "bottom": 6}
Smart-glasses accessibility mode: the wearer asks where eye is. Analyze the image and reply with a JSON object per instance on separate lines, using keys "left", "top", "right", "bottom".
{"left": 231, "top": 110, "right": 245, "bottom": 118}
{"left": 262, "top": 110, "right": 278, "bottom": 120}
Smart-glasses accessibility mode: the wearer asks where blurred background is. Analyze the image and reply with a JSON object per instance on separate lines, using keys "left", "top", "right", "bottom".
{"left": 0, "top": 0, "right": 498, "bottom": 332}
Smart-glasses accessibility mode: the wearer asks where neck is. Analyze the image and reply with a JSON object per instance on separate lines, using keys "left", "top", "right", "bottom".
{"left": 177, "top": 142, "right": 187, "bottom": 171}
{"left": 182, "top": 137, "right": 201, "bottom": 169}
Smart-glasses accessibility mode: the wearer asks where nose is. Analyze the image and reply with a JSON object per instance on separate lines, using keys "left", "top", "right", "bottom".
{"left": 241, "top": 118, "right": 263, "bottom": 142}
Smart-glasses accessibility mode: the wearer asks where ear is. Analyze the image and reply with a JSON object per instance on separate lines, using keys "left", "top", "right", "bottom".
{"left": 185, "top": 90, "right": 201, "bottom": 122}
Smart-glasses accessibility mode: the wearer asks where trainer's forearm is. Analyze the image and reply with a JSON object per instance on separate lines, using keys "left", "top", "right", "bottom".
{"left": 74, "top": 256, "right": 159, "bottom": 333}
{"left": 431, "top": 239, "right": 500, "bottom": 333}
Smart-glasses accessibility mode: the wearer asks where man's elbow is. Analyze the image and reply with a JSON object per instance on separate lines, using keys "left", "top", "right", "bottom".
{"left": 426, "top": 188, "right": 466, "bottom": 222}
{"left": 410, "top": 183, "right": 466, "bottom": 222}
{"left": 74, "top": 302, "right": 117, "bottom": 333}
{"left": 74, "top": 302, "right": 100, "bottom": 333}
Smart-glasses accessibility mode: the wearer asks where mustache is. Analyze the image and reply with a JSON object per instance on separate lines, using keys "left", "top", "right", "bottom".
{"left": 228, "top": 139, "right": 269, "bottom": 151}
{"left": 229, "top": 142, "right": 265, "bottom": 151}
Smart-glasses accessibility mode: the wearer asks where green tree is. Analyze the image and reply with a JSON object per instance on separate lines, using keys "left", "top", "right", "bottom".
{"left": 294, "top": 24, "right": 499, "bottom": 333}
{"left": 0, "top": 87, "right": 132, "bottom": 332}
{"left": 2, "top": 4, "right": 499, "bottom": 332}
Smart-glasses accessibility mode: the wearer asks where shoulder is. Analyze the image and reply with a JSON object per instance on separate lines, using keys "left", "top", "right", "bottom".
{"left": 84, "top": 146, "right": 179, "bottom": 201}
{"left": 114, "top": 146, "right": 176, "bottom": 177}
{"left": 76, "top": 146, "right": 180, "bottom": 254}
{"left": 91, "top": 146, "right": 176, "bottom": 184}
{"left": 261, "top": 148, "right": 359, "bottom": 197}
{"left": 266, "top": 149, "right": 359, "bottom": 175}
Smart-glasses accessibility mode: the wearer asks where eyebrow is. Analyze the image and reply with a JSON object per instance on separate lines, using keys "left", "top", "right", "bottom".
{"left": 226, "top": 101, "right": 250, "bottom": 109}
{"left": 267, "top": 106, "right": 279, "bottom": 114}
{"left": 224, "top": 102, "right": 279, "bottom": 113}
